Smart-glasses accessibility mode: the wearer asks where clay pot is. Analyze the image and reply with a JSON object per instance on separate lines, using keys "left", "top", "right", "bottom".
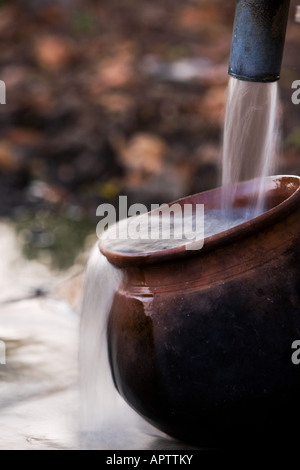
{"left": 100, "top": 175, "right": 300, "bottom": 448}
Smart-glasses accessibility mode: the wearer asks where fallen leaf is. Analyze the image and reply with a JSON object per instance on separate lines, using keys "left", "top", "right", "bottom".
{"left": 120, "top": 133, "right": 168, "bottom": 175}
{"left": 34, "top": 35, "right": 75, "bottom": 70}
{"left": 0, "top": 141, "right": 21, "bottom": 172}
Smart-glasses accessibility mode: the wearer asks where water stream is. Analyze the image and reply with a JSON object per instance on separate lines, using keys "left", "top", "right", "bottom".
{"left": 0, "top": 75, "right": 280, "bottom": 448}
{"left": 79, "top": 76, "right": 281, "bottom": 447}
{"left": 79, "top": 245, "right": 198, "bottom": 449}
{"left": 222, "top": 77, "right": 280, "bottom": 216}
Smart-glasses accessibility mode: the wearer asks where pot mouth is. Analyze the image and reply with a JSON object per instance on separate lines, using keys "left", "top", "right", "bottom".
{"left": 100, "top": 175, "right": 300, "bottom": 268}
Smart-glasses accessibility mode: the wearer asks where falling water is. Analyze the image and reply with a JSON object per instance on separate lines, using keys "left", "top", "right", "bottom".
{"left": 79, "top": 212, "right": 258, "bottom": 449}
{"left": 79, "top": 244, "right": 168, "bottom": 449}
{"left": 222, "top": 77, "right": 280, "bottom": 216}
{"left": 79, "top": 77, "right": 281, "bottom": 448}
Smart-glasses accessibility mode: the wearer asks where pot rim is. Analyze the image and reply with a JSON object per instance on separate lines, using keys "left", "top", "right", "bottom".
{"left": 99, "top": 175, "right": 300, "bottom": 268}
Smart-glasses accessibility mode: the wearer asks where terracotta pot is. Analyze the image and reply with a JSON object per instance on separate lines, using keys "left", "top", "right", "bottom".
{"left": 100, "top": 175, "right": 300, "bottom": 447}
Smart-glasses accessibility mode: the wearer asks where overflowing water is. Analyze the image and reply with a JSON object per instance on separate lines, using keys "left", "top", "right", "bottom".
{"left": 79, "top": 244, "right": 122, "bottom": 435}
{"left": 222, "top": 77, "right": 280, "bottom": 216}
{"left": 79, "top": 244, "right": 170, "bottom": 449}
{"left": 101, "top": 208, "right": 253, "bottom": 255}
{"left": 79, "top": 76, "right": 281, "bottom": 447}
{"left": 79, "top": 211, "right": 255, "bottom": 447}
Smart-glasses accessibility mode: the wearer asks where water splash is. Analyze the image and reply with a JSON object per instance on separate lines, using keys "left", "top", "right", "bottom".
{"left": 222, "top": 77, "right": 280, "bottom": 216}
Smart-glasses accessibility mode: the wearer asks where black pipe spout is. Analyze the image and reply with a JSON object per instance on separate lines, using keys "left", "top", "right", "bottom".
{"left": 228, "top": 0, "right": 291, "bottom": 82}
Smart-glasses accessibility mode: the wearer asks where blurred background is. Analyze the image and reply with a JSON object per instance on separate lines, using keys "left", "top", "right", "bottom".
{"left": 0, "top": 0, "right": 299, "bottom": 269}
{"left": 0, "top": 0, "right": 300, "bottom": 450}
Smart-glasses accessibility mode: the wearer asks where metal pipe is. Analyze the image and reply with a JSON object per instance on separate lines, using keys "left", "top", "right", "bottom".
{"left": 228, "top": 0, "right": 291, "bottom": 83}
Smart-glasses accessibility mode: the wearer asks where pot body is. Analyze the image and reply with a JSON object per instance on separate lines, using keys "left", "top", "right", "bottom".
{"left": 104, "top": 177, "right": 300, "bottom": 447}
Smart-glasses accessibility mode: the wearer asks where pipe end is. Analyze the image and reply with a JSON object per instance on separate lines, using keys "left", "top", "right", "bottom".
{"left": 228, "top": 70, "right": 280, "bottom": 83}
